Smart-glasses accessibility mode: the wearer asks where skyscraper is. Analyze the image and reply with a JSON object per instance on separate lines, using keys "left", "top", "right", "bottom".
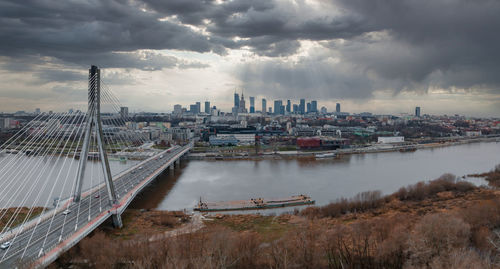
{"left": 239, "top": 94, "right": 247, "bottom": 113}
{"left": 196, "top": 102, "right": 201, "bottom": 114}
{"left": 293, "top": 104, "right": 298, "bottom": 113}
{"left": 190, "top": 104, "right": 198, "bottom": 114}
{"left": 262, "top": 98, "right": 267, "bottom": 114}
{"left": 311, "top": 100, "right": 317, "bottom": 113}
{"left": 299, "top": 99, "right": 305, "bottom": 114}
{"left": 173, "top": 104, "right": 182, "bottom": 115}
{"left": 306, "top": 102, "right": 311, "bottom": 113}
{"left": 234, "top": 92, "right": 240, "bottom": 108}
{"left": 415, "top": 106, "right": 421, "bottom": 117}
{"left": 120, "top": 107, "right": 129, "bottom": 118}
{"left": 274, "top": 100, "right": 283, "bottom": 115}
{"left": 205, "top": 101, "right": 210, "bottom": 114}
{"left": 336, "top": 103, "right": 341, "bottom": 113}
{"left": 286, "top": 100, "right": 291, "bottom": 113}
{"left": 249, "top": 96, "right": 255, "bottom": 113}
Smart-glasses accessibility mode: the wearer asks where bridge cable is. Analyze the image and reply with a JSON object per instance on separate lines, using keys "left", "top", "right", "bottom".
{"left": 19, "top": 111, "right": 88, "bottom": 260}
{"left": 0, "top": 111, "right": 82, "bottom": 261}
{"left": 0, "top": 111, "right": 75, "bottom": 228}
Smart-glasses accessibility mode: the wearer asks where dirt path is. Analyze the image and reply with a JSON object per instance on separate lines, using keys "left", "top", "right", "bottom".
{"left": 148, "top": 213, "right": 205, "bottom": 242}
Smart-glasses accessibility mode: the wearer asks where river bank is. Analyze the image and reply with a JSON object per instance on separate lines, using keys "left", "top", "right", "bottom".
{"left": 53, "top": 166, "right": 500, "bottom": 268}
{"left": 188, "top": 135, "right": 500, "bottom": 160}
{"left": 140, "top": 140, "right": 500, "bottom": 212}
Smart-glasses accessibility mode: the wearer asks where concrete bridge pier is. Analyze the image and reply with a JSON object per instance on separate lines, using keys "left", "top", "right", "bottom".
{"left": 169, "top": 163, "right": 174, "bottom": 171}
{"left": 111, "top": 213, "right": 123, "bottom": 228}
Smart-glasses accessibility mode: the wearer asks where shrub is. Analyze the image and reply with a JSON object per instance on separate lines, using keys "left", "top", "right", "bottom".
{"left": 407, "top": 213, "right": 470, "bottom": 267}
{"left": 301, "top": 190, "right": 386, "bottom": 219}
{"left": 395, "top": 174, "right": 475, "bottom": 201}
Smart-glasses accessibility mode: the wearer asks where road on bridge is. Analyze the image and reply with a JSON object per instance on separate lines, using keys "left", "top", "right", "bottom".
{"left": 0, "top": 144, "right": 190, "bottom": 268}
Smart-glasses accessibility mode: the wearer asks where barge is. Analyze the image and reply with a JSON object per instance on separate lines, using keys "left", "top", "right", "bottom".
{"left": 315, "top": 152, "right": 336, "bottom": 159}
{"left": 399, "top": 146, "right": 417, "bottom": 152}
{"left": 194, "top": 194, "right": 315, "bottom": 212}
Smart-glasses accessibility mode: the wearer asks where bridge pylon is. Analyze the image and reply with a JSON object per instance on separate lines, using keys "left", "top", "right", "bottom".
{"left": 72, "top": 65, "right": 122, "bottom": 228}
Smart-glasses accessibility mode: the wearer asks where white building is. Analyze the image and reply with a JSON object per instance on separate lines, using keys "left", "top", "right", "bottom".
{"left": 465, "top": 131, "right": 482, "bottom": 137}
{"left": 377, "top": 136, "right": 405, "bottom": 144}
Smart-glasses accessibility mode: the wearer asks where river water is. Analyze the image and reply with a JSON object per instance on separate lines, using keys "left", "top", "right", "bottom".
{"left": 130, "top": 141, "right": 500, "bottom": 212}
{"left": 0, "top": 154, "right": 138, "bottom": 208}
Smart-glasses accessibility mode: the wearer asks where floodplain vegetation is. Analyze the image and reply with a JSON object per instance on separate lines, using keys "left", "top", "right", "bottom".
{"left": 0, "top": 207, "right": 45, "bottom": 231}
{"left": 50, "top": 165, "right": 500, "bottom": 269}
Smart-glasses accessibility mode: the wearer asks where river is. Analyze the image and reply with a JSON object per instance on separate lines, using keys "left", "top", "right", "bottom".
{"left": 130, "top": 141, "right": 500, "bottom": 213}
{"left": 0, "top": 154, "right": 139, "bottom": 208}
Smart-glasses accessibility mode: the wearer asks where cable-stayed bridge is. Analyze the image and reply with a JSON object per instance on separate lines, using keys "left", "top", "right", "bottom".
{"left": 0, "top": 66, "right": 192, "bottom": 268}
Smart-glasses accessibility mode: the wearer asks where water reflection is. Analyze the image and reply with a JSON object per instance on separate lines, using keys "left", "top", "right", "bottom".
{"left": 0, "top": 154, "right": 139, "bottom": 208}
{"left": 131, "top": 142, "right": 500, "bottom": 212}
{"left": 129, "top": 162, "right": 187, "bottom": 209}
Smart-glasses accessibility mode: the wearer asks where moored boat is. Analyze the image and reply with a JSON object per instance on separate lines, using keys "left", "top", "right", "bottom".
{"left": 195, "top": 194, "right": 315, "bottom": 212}
{"left": 399, "top": 146, "right": 417, "bottom": 152}
{"left": 315, "top": 152, "right": 336, "bottom": 158}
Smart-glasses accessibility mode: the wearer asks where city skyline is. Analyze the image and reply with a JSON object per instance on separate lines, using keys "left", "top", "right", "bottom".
{"left": 1, "top": 0, "right": 500, "bottom": 117}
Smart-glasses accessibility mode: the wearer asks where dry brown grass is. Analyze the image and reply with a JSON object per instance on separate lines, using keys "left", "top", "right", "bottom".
{"left": 0, "top": 207, "right": 45, "bottom": 231}
{"left": 470, "top": 164, "right": 500, "bottom": 187}
{"left": 51, "top": 167, "right": 500, "bottom": 268}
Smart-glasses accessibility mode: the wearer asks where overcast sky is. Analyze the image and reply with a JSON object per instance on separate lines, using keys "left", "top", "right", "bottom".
{"left": 1, "top": 0, "right": 499, "bottom": 117}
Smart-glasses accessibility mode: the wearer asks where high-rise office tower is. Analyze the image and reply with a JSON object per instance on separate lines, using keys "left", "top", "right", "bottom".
{"left": 415, "top": 106, "right": 421, "bottom": 117}
{"left": 120, "top": 107, "right": 129, "bottom": 118}
{"left": 286, "top": 100, "right": 291, "bottom": 113}
{"left": 205, "top": 101, "right": 210, "bottom": 114}
{"left": 249, "top": 96, "right": 255, "bottom": 113}
{"left": 173, "top": 104, "right": 182, "bottom": 115}
{"left": 311, "top": 100, "right": 317, "bottom": 113}
{"left": 262, "top": 98, "right": 267, "bottom": 114}
{"left": 190, "top": 104, "right": 198, "bottom": 114}
{"left": 306, "top": 102, "right": 311, "bottom": 113}
{"left": 234, "top": 92, "right": 240, "bottom": 108}
{"left": 299, "top": 99, "right": 305, "bottom": 114}
{"left": 293, "top": 104, "right": 298, "bottom": 113}
{"left": 196, "top": 102, "right": 201, "bottom": 114}
{"left": 274, "top": 100, "right": 283, "bottom": 115}
{"left": 336, "top": 103, "right": 341, "bottom": 113}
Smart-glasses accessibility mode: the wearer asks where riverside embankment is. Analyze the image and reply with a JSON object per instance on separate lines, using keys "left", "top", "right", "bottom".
{"left": 188, "top": 135, "right": 500, "bottom": 160}
{"left": 129, "top": 140, "right": 500, "bottom": 213}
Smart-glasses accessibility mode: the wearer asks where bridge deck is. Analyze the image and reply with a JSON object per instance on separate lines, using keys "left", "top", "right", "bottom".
{"left": 0, "top": 144, "right": 191, "bottom": 268}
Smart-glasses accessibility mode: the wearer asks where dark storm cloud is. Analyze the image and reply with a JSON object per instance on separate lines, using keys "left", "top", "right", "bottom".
{"left": 228, "top": 0, "right": 500, "bottom": 97}
{"left": 238, "top": 59, "right": 375, "bottom": 100}
{"left": 2, "top": 0, "right": 500, "bottom": 99}
{"left": 55, "top": 51, "right": 209, "bottom": 71}
{"left": 142, "top": 0, "right": 371, "bottom": 56}
{"left": 35, "top": 70, "right": 86, "bottom": 84}
{"left": 0, "top": 0, "right": 218, "bottom": 69}
{"left": 331, "top": 0, "right": 500, "bottom": 93}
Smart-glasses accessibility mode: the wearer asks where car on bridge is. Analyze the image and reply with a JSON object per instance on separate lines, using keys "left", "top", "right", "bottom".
{"left": 62, "top": 209, "right": 71, "bottom": 215}
{"left": 0, "top": 241, "right": 11, "bottom": 250}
